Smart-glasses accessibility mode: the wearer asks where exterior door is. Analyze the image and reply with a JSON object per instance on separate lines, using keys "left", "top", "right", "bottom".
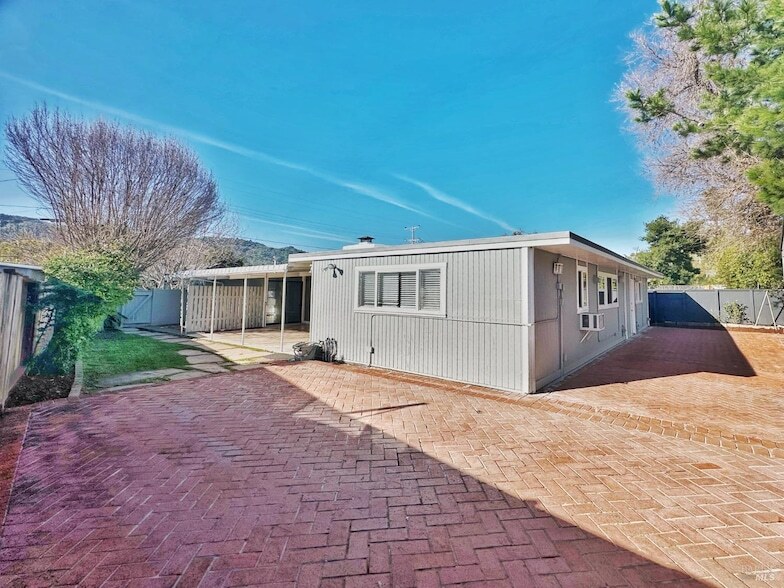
{"left": 284, "top": 280, "right": 303, "bottom": 324}
{"left": 266, "top": 278, "right": 303, "bottom": 324}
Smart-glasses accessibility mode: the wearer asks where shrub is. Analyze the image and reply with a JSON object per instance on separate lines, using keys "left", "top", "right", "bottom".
{"left": 723, "top": 301, "right": 748, "bottom": 325}
{"left": 713, "top": 235, "right": 783, "bottom": 289}
{"left": 29, "top": 248, "right": 138, "bottom": 375}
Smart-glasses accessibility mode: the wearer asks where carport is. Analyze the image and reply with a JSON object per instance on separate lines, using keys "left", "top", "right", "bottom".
{"left": 180, "top": 261, "right": 311, "bottom": 351}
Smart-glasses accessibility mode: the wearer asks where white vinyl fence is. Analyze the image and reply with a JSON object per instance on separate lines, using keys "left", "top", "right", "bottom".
{"left": 185, "top": 284, "right": 265, "bottom": 332}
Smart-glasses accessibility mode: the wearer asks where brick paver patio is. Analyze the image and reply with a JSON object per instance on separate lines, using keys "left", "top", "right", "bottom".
{"left": 1, "top": 327, "right": 783, "bottom": 587}
{"left": 549, "top": 327, "right": 784, "bottom": 444}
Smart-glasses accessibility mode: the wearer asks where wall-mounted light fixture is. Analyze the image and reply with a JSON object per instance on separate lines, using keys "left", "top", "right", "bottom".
{"left": 323, "top": 264, "right": 344, "bottom": 278}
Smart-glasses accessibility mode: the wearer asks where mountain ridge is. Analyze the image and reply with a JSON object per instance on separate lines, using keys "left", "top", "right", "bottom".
{"left": 0, "top": 214, "right": 304, "bottom": 266}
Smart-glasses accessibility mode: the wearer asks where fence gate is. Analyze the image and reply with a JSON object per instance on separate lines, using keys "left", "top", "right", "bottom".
{"left": 121, "top": 290, "right": 153, "bottom": 325}
{"left": 119, "top": 289, "right": 183, "bottom": 327}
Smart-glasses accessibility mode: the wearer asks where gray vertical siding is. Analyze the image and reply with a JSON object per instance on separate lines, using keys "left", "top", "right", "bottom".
{"left": 533, "top": 250, "right": 651, "bottom": 389}
{"left": 636, "top": 279, "right": 649, "bottom": 333}
{"left": 309, "top": 246, "right": 651, "bottom": 393}
{"left": 309, "top": 248, "right": 531, "bottom": 392}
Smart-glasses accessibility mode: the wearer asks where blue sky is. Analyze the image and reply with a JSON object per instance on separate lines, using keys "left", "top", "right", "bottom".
{"left": 0, "top": 0, "right": 674, "bottom": 254}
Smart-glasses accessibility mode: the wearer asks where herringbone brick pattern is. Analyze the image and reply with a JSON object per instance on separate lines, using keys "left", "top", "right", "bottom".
{"left": 0, "top": 407, "right": 30, "bottom": 528}
{"left": 548, "top": 327, "right": 784, "bottom": 444}
{"left": 1, "top": 332, "right": 783, "bottom": 586}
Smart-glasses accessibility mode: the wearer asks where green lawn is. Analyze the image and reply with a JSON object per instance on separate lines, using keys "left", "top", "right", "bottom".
{"left": 82, "top": 331, "right": 193, "bottom": 388}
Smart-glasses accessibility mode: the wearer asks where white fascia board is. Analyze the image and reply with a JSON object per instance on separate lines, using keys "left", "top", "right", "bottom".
{"left": 565, "top": 238, "right": 663, "bottom": 279}
{"left": 180, "top": 264, "right": 289, "bottom": 280}
{"left": 289, "top": 232, "right": 573, "bottom": 262}
{"left": 287, "top": 230, "right": 662, "bottom": 279}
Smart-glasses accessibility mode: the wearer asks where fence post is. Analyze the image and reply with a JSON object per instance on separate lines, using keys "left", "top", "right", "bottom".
{"left": 650, "top": 291, "right": 656, "bottom": 325}
{"left": 716, "top": 290, "right": 722, "bottom": 322}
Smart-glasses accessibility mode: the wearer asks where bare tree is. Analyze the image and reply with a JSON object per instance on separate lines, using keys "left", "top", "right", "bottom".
{"left": 140, "top": 215, "right": 243, "bottom": 288}
{"left": 616, "top": 22, "right": 781, "bottom": 241}
{"left": 4, "top": 105, "right": 224, "bottom": 271}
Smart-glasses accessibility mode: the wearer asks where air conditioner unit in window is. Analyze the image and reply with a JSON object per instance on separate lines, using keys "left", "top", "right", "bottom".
{"left": 579, "top": 313, "right": 605, "bottom": 331}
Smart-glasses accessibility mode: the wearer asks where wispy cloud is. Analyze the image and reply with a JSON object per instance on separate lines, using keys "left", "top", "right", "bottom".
{"left": 0, "top": 71, "right": 434, "bottom": 218}
{"left": 394, "top": 174, "right": 516, "bottom": 232}
{"left": 242, "top": 217, "right": 352, "bottom": 243}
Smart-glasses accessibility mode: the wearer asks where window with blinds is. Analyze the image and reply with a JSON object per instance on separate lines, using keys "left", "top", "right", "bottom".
{"left": 358, "top": 271, "right": 375, "bottom": 307}
{"left": 377, "top": 271, "right": 416, "bottom": 308}
{"left": 419, "top": 269, "right": 441, "bottom": 310}
{"left": 354, "top": 264, "right": 444, "bottom": 314}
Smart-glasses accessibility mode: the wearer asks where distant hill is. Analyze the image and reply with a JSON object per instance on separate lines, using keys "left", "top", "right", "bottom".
{"left": 0, "top": 213, "right": 51, "bottom": 239}
{"left": 0, "top": 214, "right": 303, "bottom": 265}
{"left": 204, "top": 237, "right": 304, "bottom": 266}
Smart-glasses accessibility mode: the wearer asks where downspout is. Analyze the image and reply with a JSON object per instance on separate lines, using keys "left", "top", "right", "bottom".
{"left": 368, "top": 313, "right": 377, "bottom": 366}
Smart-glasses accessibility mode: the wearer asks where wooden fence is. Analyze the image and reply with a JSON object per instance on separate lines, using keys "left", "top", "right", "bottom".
{"left": 1, "top": 271, "right": 31, "bottom": 409}
{"left": 185, "top": 284, "right": 266, "bottom": 332}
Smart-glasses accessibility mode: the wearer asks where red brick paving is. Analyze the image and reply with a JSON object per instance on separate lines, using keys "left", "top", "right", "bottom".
{"left": 0, "top": 407, "right": 30, "bottom": 528}
{"left": 548, "top": 327, "right": 784, "bottom": 444}
{"left": 1, "top": 328, "right": 783, "bottom": 586}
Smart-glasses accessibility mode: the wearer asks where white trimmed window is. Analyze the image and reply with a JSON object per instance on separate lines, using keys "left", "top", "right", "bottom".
{"left": 576, "top": 261, "right": 589, "bottom": 312}
{"left": 356, "top": 263, "right": 446, "bottom": 315}
{"left": 598, "top": 272, "right": 619, "bottom": 308}
{"left": 635, "top": 279, "right": 643, "bottom": 303}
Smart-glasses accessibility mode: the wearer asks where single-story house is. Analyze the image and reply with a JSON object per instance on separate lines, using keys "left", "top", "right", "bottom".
{"left": 0, "top": 262, "right": 45, "bottom": 410}
{"left": 288, "top": 231, "right": 661, "bottom": 393}
{"left": 174, "top": 231, "right": 660, "bottom": 394}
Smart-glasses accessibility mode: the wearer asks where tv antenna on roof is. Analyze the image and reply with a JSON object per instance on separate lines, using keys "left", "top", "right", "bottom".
{"left": 404, "top": 225, "right": 422, "bottom": 244}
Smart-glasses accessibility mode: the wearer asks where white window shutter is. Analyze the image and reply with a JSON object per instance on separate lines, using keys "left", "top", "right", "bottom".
{"left": 378, "top": 273, "right": 400, "bottom": 307}
{"left": 399, "top": 272, "right": 417, "bottom": 308}
{"left": 419, "top": 269, "right": 441, "bottom": 310}
{"left": 358, "top": 272, "right": 375, "bottom": 307}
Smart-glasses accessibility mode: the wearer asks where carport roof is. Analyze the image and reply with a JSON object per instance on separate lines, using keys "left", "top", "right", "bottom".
{"left": 289, "top": 231, "right": 663, "bottom": 278}
{"left": 180, "top": 260, "right": 312, "bottom": 281}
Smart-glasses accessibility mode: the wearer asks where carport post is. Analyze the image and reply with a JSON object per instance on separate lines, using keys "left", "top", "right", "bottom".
{"left": 280, "top": 267, "right": 287, "bottom": 352}
{"left": 300, "top": 277, "right": 306, "bottom": 323}
{"left": 241, "top": 277, "right": 248, "bottom": 346}
{"left": 262, "top": 275, "right": 269, "bottom": 327}
{"left": 179, "top": 280, "right": 185, "bottom": 334}
{"left": 209, "top": 276, "right": 217, "bottom": 340}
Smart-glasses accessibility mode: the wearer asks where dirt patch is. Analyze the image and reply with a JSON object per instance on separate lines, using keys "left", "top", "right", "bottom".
{"left": 6, "top": 373, "right": 74, "bottom": 408}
